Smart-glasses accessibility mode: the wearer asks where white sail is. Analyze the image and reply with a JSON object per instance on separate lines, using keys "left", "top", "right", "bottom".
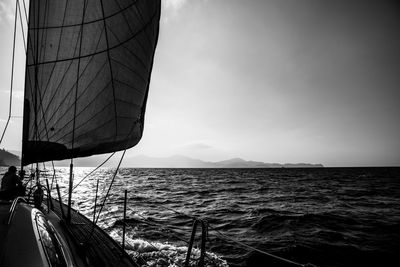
{"left": 22, "top": 0, "right": 161, "bottom": 165}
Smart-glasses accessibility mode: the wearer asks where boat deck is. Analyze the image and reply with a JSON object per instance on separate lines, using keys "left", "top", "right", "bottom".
{"left": 0, "top": 201, "right": 11, "bottom": 258}
{"left": 49, "top": 198, "right": 138, "bottom": 267}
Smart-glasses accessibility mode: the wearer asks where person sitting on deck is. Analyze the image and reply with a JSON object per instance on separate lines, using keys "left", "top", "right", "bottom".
{"left": 0, "top": 166, "right": 25, "bottom": 200}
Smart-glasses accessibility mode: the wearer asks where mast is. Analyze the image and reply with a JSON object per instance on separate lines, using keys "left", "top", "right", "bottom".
{"left": 21, "top": 0, "right": 33, "bottom": 170}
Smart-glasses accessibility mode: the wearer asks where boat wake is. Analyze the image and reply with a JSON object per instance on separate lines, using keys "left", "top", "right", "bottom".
{"left": 109, "top": 229, "right": 229, "bottom": 267}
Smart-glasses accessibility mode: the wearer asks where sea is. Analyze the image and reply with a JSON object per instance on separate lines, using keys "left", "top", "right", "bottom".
{"left": 3, "top": 167, "right": 400, "bottom": 267}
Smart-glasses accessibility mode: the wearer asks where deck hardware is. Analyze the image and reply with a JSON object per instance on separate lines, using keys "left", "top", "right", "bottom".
{"left": 122, "top": 189, "right": 128, "bottom": 253}
{"left": 185, "top": 219, "right": 208, "bottom": 267}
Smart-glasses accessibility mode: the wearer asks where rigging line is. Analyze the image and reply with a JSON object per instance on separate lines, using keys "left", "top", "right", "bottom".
{"left": 93, "top": 115, "right": 141, "bottom": 226}
{"left": 61, "top": 152, "right": 116, "bottom": 198}
{"left": 146, "top": 201, "right": 197, "bottom": 220}
{"left": 99, "top": 0, "right": 119, "bottom": 140}
{"left": 141, "top": 199, "right": 312, "bottom": 266}
{"left": 32, "top": 0, "right": 45, "bottom": 145}
{"left": 95, "top": 149, "right": 127, "bottom": 224}
{"left": 116, "top": 222, "right": 181, "bottom": 265}
{"left": 0, "top": 0, "right": 18, "bottom": 145}
{"left": 49, "top": 160, "right": 57, "bottom": 190}
{"left": 26, "top": 9, "right": 159, "bottom": 67}
{"left": 130, "top": 213, "right": 214, "bottom": 264}
{"left": 22, "top": 0, "right": 28, "bottom": 26}
{"left": 208, "top": 225, "right": 309, "bottom": 267}
{"left": 128, "top": 213, "right": 190, "bottom": 244}
{"left": 17, "top": 0, "right": 27, "bottom": 53}
{"left": 22, "top": 0, "right": 41, "bottom": 144}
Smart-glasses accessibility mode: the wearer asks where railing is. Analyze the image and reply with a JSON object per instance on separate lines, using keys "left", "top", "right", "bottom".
{"left": 117, "top": 195, "right": 318, "bottom": 267}
{"left": 7, "top": 196, "right": 27, "bottom": 225}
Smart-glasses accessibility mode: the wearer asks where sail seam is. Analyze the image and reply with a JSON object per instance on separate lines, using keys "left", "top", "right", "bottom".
{"left": 113, "top": 78, "right": 146, "bottom": 95}
{"left": 99, "top": 0, "right": 119, "bottom": 140}
{"left": 39, "top": 0, "right": 72, "bottom": 107}
{"left": 107, "top": 26, "right": 148, "bottom": 71}
{"left": 37, "top": 0, "right": 49, "bottom": 93}
{"left": 40, "top": 80, "right": 112, "bottom": 141}
{"left": 24, "top": 0, "right": 74, "bottom": 147}
{"left": 28, "top": 0, "right": 77, "bottom": 141}
{"left": 26, "top": 9, "right": 158, "bottom": 67}
{"left": 34, "top": 0, "right": 53, "bottom": 143}
{"left": 138, "top": 0, "right": 161, "bottom": 134}
{"left": 42, "top": 104, "right": 113, "bottom": 147}
{"left": 28, "top": 0, "right": 138, "bottom": 30}
{"left": 71, "top": 0, "right": 89, "bottom": 156}
{"left": 35, "top": 28, "right": 106, "bottom": 129}
{"left": 22, "top": 0, "right": 161, "bottom": 164}
{"left": 35, "top": 61, "right": 109, "bottom": 139}
{"left": 110, "top": 0, "right": 150, "bottom": 71}
{"left": 132, "top": 0, "right": 152, "bottom": 45}
{"left": 111, "top": 59, "right": 147, "bottom": 83}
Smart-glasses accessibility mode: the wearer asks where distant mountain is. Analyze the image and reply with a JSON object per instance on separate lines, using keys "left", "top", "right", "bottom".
{"left": 0, "top": 149, "right": 21, "bottom": 166}
{"left": 0, "top": 152, "right": 323, "bottom": 168}
{"left": 123, "top": 155, "right": 323, "bottom": 168}
{"left": 125, "top": 155, "right": 212, "bottom": 168}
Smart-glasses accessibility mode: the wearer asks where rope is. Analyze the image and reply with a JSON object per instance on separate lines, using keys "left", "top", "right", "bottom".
{"left": 146, "top": 202, "right": 197, "bottom": 220}
{"left": 0, "top": 0, "right": 18, "bottom": 145}
{"left": 127, "top": 197, "right": 316, "bottom": 267}
{"left": 99, "top": 0, "right": 119, "bottom": 137}
{"left": 208, "top": 225, "right": 312, "bottom": 267}
{"left": 95, "top": 150, "right": 126, "bottom": 224}
{"left": 129, "top": 212, "right": 190, "bottom": 244}
{"left": 17, "top": 0, "right": 27, "bottom": 52}
{"left": 121, "top": 216, "right": 201, "bottom": 266}
{"left": 127, "top": 210, "right": 225, "bottom": 266}
{"left": 61, "top": 152, "right": 116, "bottom": 198}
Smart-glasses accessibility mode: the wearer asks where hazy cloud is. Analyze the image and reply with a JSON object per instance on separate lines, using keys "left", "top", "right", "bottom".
{"left": 0, "top": 89, "right": 24, "bottom": 99}
{"left": 161, "top": 0, "right": 188, "bottom": 23}
{"left": 179, "top": 142, "right": 213, "bottom": 151}
{"left": 0, "top": 0, "right": 14, "bottom": 24}
{"left": 164, "top": 0, "right": 186, "bottom": 10}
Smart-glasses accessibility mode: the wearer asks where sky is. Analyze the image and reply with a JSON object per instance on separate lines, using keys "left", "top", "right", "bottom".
{"left": 0, "top": 0, "right": 399, "bottom": 167}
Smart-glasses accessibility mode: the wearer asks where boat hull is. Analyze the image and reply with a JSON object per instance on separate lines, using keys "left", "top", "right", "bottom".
{"left": 0, "top": 199, "right": 137, "bottom": 267}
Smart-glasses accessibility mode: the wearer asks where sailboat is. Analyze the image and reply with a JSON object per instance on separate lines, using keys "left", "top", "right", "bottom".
{"left": 1, "top": 0, "right": 161, "bottom": 266}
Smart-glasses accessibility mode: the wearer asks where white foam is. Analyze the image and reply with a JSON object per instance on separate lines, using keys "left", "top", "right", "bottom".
{"left": 109, "top": 229, "right": 229, "bottom": 267}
